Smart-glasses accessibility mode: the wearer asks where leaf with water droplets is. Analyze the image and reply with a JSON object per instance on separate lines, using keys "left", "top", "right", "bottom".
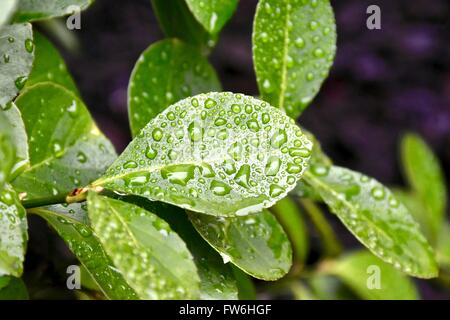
{"left": 0, "top": 0, "right": 18, "bottom": 26}
{"left": 188, "top": 209, "right": 292, "bottom": 280}
{"left": 128, "top": 39, "right": 221, "bottom": 137}
{"left": 253, "top": 0, "right": 336, "bottom": 118}
{"left": 151, "top": 0, "right": 217, "bottom": 52}
{"left": 1, "top": 103, "right": 29, "bottom": 179}
{"left": 0, "top": 276, "right": 28, "bottom": 299}
{"left": 116, "top": 195, "right": 238, "bottom": 300}
{"left": 304, "top": 165, "right": 438, "bottom": 278}
{"left": 30, "top": 204, "right": 137, "bottom": 300}
{"left": 185, "top": 0, "right": 239, "bottom": 35}
{"left": 14, "top": 0, "right": 93, "bottom": 22}
{"left": 87, "top": 193, "right": 200, "bottom": 300}
{"left": 26, "top": 31, "right": 79, "bottom": 95}
{"left": 12, "top": 83, "right": 117, "bottom": 204}
{"left": 94, "top": 92, "right": 312, "bottom": 217}
{"left": 0, "top": 184, "right": 28, "bottom": 277}
{"left": 328, "top": 250, "right": 419, "bottom": 300}
{"left": 401, "top": 133, "right": 447, "bottom": 245}
{"left": 0, "top": 23, "right": 34, "bottom": 109}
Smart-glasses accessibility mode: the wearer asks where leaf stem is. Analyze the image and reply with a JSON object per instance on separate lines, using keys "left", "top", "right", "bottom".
{"left": 300, "top": 198, "right": 342, "bottom": 258}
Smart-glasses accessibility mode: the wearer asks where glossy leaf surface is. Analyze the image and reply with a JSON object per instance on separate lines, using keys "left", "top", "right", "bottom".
{"left": 14, "top": 0, "right": 93, "bottom": 22}
{"left": 253, "top": 0, "right": 336, "bottom": 118}
{"left": 95, "top": 92, "right": 312, "bottom": 217}
{"left": 128, "top": 39, "right": 221, "bottom": 137}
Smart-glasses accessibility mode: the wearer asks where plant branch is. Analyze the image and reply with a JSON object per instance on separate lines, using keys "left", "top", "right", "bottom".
{"left": 300, "top": 198, "right": 342, "bottom": 258}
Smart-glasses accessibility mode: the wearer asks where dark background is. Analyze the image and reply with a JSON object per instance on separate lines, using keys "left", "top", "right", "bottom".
{"left": 27, "top": 0, "right": 450, "bottom": 299}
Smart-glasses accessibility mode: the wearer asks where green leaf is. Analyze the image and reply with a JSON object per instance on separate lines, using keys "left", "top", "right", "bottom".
{"left": 14, "top": 0, "right": 94, "bottom": 22}
{"left": 26, "top": 31, "right": 79, "bottom": 95}
{"left": 188, "top": 209, "right": 292, "bottom": 280}
{"left": 231, "top": 266, "right": 256, "bottom": 300}
{"left": 437, "top": 223, "right": 450, "bottom": 270}
{"left": 328, "top": 251, "right": 419, "bottom": 300}
{"left": 0, "top": 132, "right": 15, "bottom": 187}
{"left": 401, "top": 133, "right": 447, "bottom": 244}
{"left": 1, "top": 102, "right": 29, "bottom": 179}
{"left": 308, "top": 274, "right": 356, "bottom": 300}
{"left": 0, "top": 184, "right": 27, "bottom": 277}
{"left": 12, "top": 83, "right": 116, "bottom": 205}
{"left": 0, "top": 276, "right": 28, "bottom": 300}
{"left": 151, "top": 0, "right": 216, "bottom": 52}
{"left": 87, "top": 193, "right": 200, "bottom": 300}
{"left": 185, "top": 0, "right": 239, "bottom": 35}
{"left": 30, "top": 204, "right": 137, "bottom": 300}
{"left": 94, "top": 92, "right": 312, "bottom": 217}
{"left": 0, "top": 0, "right": 18, "bottom": 26}
{"left": 304, "top": 165, "right": 438, "bottom": 278}
{"left": 0, "top": 23, "right": 34, "bottom": 109}
{"left": 117, "top": 196, "right": 237, "bottom": 300}
{"left": 128, "top": 38, "right": 221, "bottom": 137}
{"left": 253, "top": 0, "right": 336, "bottom": 118}
{"left": 270, "top": 196, "right": 308, "bottom": 263}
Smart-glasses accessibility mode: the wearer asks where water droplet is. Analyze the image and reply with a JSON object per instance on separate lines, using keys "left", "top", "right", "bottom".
{"left": 204, "top": 98, "right": 217, "bottom": 109}
{"left": 234, "top": 165, "right": 251, "bottom": 188}
{"left": 152, "top": 128, "right": 163, "bottom": 141}
{"left": 123, "top": 161, "right": 138, "bottom": 169}
{"left": 161, "top": 165, "right": 195, "bottom": 186}
{"left": 14, "top": 76, "right": 27, "bottom": 90}
{"left": 24, "top": 38, "right": 34, "bottom": 53}
{"left": 295, "top": 37, "right": 305, "bottom": 48}
{"left": 76, "top": 152, "right": 87, "bottom": 163}
{"left": 271, "top": 130, "right": 287, "bottom": 148}
{"left": 210, "top": 180, "right": 231, "bottom": 196}
{"left": 246, "top": 119, "right": 260, "bottom": 132}
{"left": 145, "top": 145, "right": 157, "bottom": 159}
{"left": 371, "top": 186, "right": 385, "bottom": 200}
{"left": 188, "top": 121, "right": 203, "bottom": 142}
{"left": 265, "top": 156, "right": 281, "bottom": 176}
{"left": 269, "top": 184, "right": 285, "bottom": 197}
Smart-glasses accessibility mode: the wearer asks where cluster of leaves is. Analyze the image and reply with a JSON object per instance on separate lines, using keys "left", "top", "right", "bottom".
{"left": 0, "top": 0, "right": 447, "bottom": 300}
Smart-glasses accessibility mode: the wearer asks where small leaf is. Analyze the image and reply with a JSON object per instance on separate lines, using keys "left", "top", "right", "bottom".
{"left": 31, "top": 204, "right": 137, "bottom": 300}
{"left": 12, "top": 83, "right": 116, "bottom": 204}
{"left": 94, "top": 92, "right": 312, "bottom": 217}
{"left": 401, "top": 133, "right": 447, "bottom": 244}
{"left": 0, "top": 184, "right": 27, "bottom": 277}
{"left": 253, "top": 0, "right": 336, "bottom": 118}
{"left": 26, "top": 31, "right": 79, "bottom": 95}
{"left": 151, "top": 0, "right": 217, "bottom": 52}
{"left": 328, "top": 251, "right": 419, "bottom": 300}
{"left": 270, "top": 196, "right": 308, "bottom": 263}
{"left": 117, "top": 196, "right": 237, "bottom": 300}
{"left": 304, "top": 165, "right": 438, "bottom": 278}
{"left": 14, "top": 0, "right": 93, "bottom": 22}
{"left": 0, "top": 23, "right": 34, "bottom": 109}
{"left": 185, "top": 0, "right": 239, "bottom": 35}
{"left": 128, "top": 39, "right": 221, "bottom": 137}
{"left": 87, "top": 193, "right": 200, "bottom": 300}
{"left": 0, "top": 0, "right": 17, "bottom": 26}
{"left": 1, "top": 103, "right": 29, "bottom": 179}
{"left": 188, "top": 209, "right": 292, "bottom": 280}
{"left": 0, "top": 276, "right": 28, "bottom": 300}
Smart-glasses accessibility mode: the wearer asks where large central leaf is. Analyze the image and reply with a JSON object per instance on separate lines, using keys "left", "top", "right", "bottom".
{"left": 94, "top": 92, "right": 312, "bottom": 217}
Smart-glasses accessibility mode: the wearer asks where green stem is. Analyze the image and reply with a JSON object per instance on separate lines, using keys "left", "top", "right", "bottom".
{"left": 300, "top": 198, "right": 342, "bottom": 258}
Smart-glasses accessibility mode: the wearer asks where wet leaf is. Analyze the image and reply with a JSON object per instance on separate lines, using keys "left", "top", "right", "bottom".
{"left": 304, "top": 165, "right": 438, "bottom": 278}
{"left": 270, "top": 196, "right": 308, "bottom": 263}
{"left": 87, "top": 193, "right": 200, "bottom": 300}
{"left": 151, "top": 0, "right": 216, "bottom": 52}
{"left": 14, "top": 0, "right": 93, "bottom": 22}
{"left": 0, "top": 0, "right": 17, "bottom": 26}
{"left": 185, "top": 0, "right": 239, "bottom": 35}
{"left": 0, "top": 23, "right": 34, "bottom": 109}
{"left": 128, "top": 39, "right": 221, "bottom": 137}
{"left": 30, "top": 204, "right": 137, "bottom": 300}
{"left": 0, "top": 184, "right": 27, "bottom": 277}
{"left": 253, "top": 0, "right": 336, "bottom": 118}
{"left": 94, "top": 92, "right": 312, "bottom": 217}
{"left": 26, "top": 31, "right": 79, "bottom": 95}
{"left": 188, "top": 209, "right": 292, "bottom": 281}
{"left": 12, "top": 83, "right": 116, "bottom": 204}
{"left": 0, "top": 276, "right": 28, "bottom": 299}
{"left": 1, "top": 103, "right": 29, "bottom": 179}
{"left": 401, "top": 133, "right": 447, "bottom": 245}
{"left": 117, "top": 196, "right": 237, "bottom": 300}
{"left": 329, "top": 251, "right": 419, "bottom": 300}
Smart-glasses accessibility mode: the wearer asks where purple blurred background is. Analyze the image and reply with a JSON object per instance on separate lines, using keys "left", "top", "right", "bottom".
{"left": 27, "top": 0, "right": 450, "bottom": 299}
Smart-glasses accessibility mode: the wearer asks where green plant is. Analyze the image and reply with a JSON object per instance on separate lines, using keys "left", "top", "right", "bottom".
{"left": 0, "top": 0, "right": 447, "bottom": 300}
